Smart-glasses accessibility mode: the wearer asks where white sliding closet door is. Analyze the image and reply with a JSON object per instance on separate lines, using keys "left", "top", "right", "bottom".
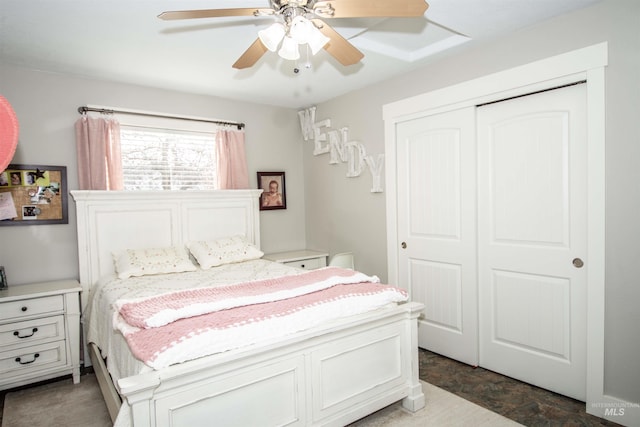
{"left": 396, "top": 107, "right": 478, "bottom": 366}
{"left": 477, "top": 84, "right": 587, "bottom": 400}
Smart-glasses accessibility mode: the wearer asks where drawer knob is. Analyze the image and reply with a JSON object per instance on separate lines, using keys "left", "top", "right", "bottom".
{"left": 15, "top": 353, "right": 40, "bottom": 365}
{"left": 13, "top": 328, "right": 38, "bottom": 339}
{"left": 21, "top": 306, "right": 28, "bottom": 312}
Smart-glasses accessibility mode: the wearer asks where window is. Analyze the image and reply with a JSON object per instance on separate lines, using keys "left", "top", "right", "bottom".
{"left": 120, "top": 126, "right": 217, "bottom": 190}
{"left": 115, "top": 113, "right": 221, "bottom": 191}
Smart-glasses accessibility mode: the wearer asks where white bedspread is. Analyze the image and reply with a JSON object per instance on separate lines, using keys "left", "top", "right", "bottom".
{"left": 84, "top": 259, "right": 408, "bottom": 427}
{"left": 113, "top": 267, "right": 406, "bottom": 370}
{"left": 84, "top": 259, "right": 304, "bottom": 382}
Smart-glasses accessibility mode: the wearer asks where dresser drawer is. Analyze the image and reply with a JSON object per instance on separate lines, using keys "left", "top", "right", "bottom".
{"left": 0, "top": 280, "right": 80, "bottom": 390}
{"left": 283, "top": 257, "right": 325, "bottom": 270}
{"left": 0, "top": 341, "right": 67, "bottom": 377}
{"left": 0, "top": 295, "right": 64, "bottom": 322}
{"left": 0, "top": 315, "right": 65, "bottom": 349}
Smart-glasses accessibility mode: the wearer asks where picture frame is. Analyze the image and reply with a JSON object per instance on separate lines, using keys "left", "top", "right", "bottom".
{"left": 0, "top": 266, "right": 7, "bottom": 289}
{"left": 0, "top": 164, "right": 68, "bottom": 226}
{"left": 257, "top": 171, "right": 286, "bottom": 211}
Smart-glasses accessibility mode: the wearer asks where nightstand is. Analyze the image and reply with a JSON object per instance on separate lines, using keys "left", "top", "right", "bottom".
{"left": 0, "top": 280, "right": 82, "bottom": 390}
{"left": 264, "top": 249, "right": 328, "bottom": 270}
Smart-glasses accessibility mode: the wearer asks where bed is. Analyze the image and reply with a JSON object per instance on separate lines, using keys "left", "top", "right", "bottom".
{"left": 71, "top": 189, "right": 425, "bottom": 427}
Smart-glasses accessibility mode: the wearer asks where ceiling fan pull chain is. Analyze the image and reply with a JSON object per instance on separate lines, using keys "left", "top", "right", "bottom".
{"left": 304, "top": 45, "right": 312, "bottom": 70}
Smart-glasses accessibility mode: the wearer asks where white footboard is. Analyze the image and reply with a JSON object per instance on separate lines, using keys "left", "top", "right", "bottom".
{"left": 118, "top": 302, "right": 424, "bottom": 427}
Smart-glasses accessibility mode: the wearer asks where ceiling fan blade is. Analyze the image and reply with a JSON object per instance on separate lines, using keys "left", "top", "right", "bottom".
{"left": 312, "top": 19, "right": 364, "bottom": 66}
{"left": 232, "top": 39, "right": 269, "bottom": 69}
{"left": 158, "top": 8, "right": 267, "bottom": 20}
{"left": 314, "top": 0, "right": 428, "bottom": 18}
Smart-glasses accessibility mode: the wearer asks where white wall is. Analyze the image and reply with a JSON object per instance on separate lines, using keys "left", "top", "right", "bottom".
{"left": 307, "top": 0, "right": 639, "bottom": 409}
{"left": 0, "top": 66, "right": 305, "bottom": 285}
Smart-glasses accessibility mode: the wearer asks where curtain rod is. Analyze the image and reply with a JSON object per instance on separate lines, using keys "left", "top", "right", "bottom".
{"left": 77, "top": 106, "right": 245, "bottom": 130}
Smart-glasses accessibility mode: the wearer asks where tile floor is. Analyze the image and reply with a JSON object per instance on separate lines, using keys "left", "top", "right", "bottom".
{"left": 418, "top": 349, "right": 621, "bottom": 426}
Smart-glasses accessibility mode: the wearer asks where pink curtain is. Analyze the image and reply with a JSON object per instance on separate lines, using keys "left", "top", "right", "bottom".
{"left": 75, "top": 116, "right": 124, "bottom": 190}
{"left": 216, "top": 129, "right": 249, "bottom": 189}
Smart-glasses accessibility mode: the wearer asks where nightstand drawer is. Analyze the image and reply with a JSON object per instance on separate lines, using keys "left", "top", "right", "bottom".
{"left": 0, "top": 295, "right": 64, "bottom": 322}
{"left": 0, "top": 315, "right": 65, "bottom": 348}
{"left": 263, "top": 250, "right": 328, "bottom": 270}
{"left": 283, "top": 257, "right": 324, "bottom": 270}
{"left": 0, "top": 280, "right": 80, "bottom": 390}
{"left": 0, "top": 341, "right": 67, "bottom": 377}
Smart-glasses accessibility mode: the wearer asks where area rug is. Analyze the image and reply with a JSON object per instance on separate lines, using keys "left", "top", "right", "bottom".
{"left": 351, "top": 382, "right": 522, "bottom": 426}
{"left": 3, "top": 375, "right": 521, "bottom": 427}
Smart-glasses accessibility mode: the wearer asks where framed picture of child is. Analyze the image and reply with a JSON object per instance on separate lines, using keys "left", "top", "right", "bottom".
{"left": 0, "top": 266, "right": 7, "bottom": 289}
{"left": 257, "top": 171, "right": 286, "bottom": 211}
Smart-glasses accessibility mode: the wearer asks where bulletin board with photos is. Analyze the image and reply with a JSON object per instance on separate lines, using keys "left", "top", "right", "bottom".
{"left": 0, "top": 164, "right": 68, "bottom": 225}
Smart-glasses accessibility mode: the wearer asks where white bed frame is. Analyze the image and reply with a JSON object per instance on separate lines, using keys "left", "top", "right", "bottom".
{"left": 72, "top": 190, "right": 425, "bottom": 427}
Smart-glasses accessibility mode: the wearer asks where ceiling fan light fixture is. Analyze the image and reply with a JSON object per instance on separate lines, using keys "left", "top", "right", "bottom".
{"left": 289, "top": 16, "right": 312, "bottom": 44}
{"left": 288, "top": 16, "right": 329, "bottom": 56}
{"left": 306, "top": 25, "right": 330, "bottom": 55}
{"left": 160, "top": 0, "right": 429, "bottom": 69}
{"left": 258, "top": 22, "right": 286, "bottom": 52}
{"left": 278, "top": 36, "right": 300, "bottom": 60}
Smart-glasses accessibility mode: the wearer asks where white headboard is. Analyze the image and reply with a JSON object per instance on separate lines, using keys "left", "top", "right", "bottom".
{"left": 71, "top": 190, "right": 262, "bottom": 308}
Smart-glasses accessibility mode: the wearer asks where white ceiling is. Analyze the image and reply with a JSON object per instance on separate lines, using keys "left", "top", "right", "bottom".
{"left": 0, "top": 0, "right": 600, "bottom": 109}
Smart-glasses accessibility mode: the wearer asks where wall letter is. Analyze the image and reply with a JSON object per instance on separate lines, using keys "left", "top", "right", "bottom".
{"left": 345, "top": 141, "right": 366, "bottom": 178}
{"left": 365, "top": 154, "right": 384, "bottom": 193}
{"left": 328, "top": 127, "right": 350, "bottom": 164}
{"left": 313, "top": 119, "right": 331, "bottom": 155}
{"left": 298, "top": 106, "right": 385, "bottom": 193}
{"left": 298, "top": 107, "right": 316, "bottom": 141}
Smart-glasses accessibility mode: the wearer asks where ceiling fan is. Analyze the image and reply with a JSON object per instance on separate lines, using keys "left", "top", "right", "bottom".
{"left": 158, "top": 0, "right": 429, "bottom": 70}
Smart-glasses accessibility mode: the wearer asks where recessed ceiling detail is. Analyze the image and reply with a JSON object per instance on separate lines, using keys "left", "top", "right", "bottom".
{"left": 352, "top": 19, "right": 470, "bottom": 62}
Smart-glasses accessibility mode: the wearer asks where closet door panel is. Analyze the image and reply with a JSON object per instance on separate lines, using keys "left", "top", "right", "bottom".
{"left": 478, "top": 84, "right": 587, "bottom": 401}
{"left": 396, "top": 107, "right": 477, "bottom": 366}
{"left": 490, "top": 113, "right": 568, "bottom": 246}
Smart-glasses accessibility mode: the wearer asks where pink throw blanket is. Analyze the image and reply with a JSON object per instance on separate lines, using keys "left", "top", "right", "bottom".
{"left": 113, "top": 267, "right": 408, "bottom": 369}
{"left": 116, "top": 267, "right": 381, "bottom": 328}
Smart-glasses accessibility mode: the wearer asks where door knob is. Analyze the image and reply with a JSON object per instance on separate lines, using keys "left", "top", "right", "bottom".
{"left": 401, "top": 242, "right": 407, "bottom": 249}
{"left": 572, "top": 258, "right": 584, "bottom": 268}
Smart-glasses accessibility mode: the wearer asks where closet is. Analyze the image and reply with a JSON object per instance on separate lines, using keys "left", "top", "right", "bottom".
{"left": 383, "top": 44, "right": 606, "bottom": 404}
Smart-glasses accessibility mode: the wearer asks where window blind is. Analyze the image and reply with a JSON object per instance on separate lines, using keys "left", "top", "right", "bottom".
{"left": 120, "top": 126, "right": 217, "bottom": 190}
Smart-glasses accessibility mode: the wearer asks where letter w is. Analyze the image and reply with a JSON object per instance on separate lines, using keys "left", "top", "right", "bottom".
{"left": 298, "top": 107, "right": 316, "bottom": 141}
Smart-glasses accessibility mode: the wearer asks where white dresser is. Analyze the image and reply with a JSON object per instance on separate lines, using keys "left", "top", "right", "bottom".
{"left": 263, "top": 249, "right": 328, "bottom": 270}
{"left": 0, "top": 280, "right": 81, "bottom": 390}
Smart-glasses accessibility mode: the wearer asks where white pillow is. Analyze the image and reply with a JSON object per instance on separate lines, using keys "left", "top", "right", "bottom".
{"left": 187, "top": 236, "right": 264, "bottom": 269}
{"left": 113, "top": 246, "right": 197, "bottom": 280}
